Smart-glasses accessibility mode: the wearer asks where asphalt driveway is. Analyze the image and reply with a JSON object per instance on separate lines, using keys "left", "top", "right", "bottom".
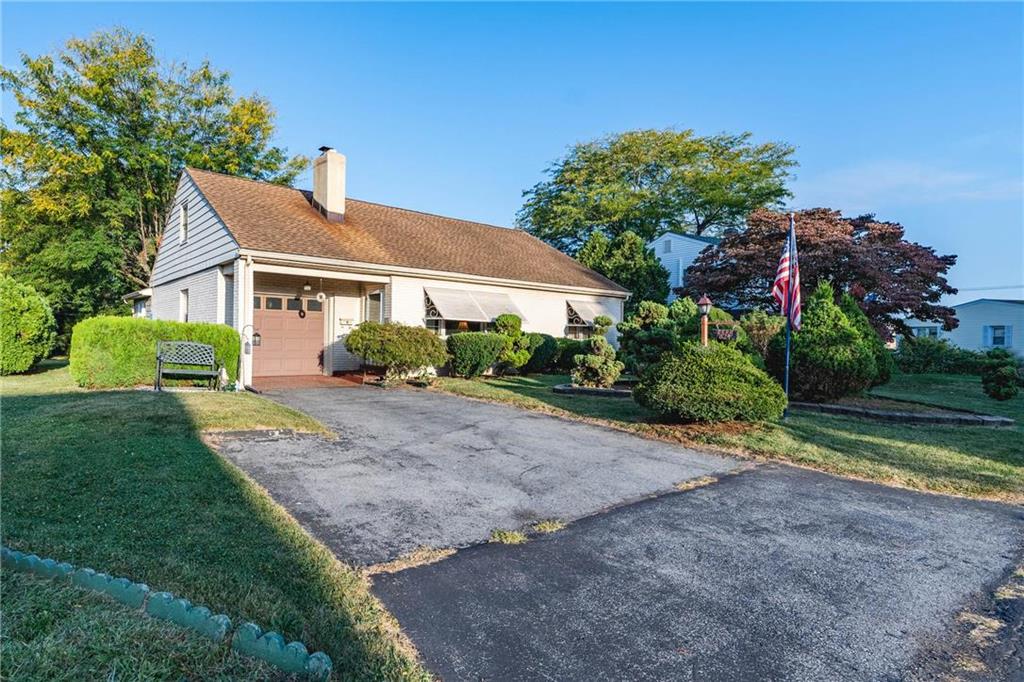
{"left": 217, "top": 386, "right": 736, "bottom": 564}
{"left": 374, "top": 465, "right": 1024, "bottom": 681}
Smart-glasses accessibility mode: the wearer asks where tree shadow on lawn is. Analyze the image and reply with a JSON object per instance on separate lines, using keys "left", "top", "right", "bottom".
{"left": 1, "top": 385, "right": 425, "bottom": 681}
{"left": 777, "top": 414, "right": 1024, "bottom": 500}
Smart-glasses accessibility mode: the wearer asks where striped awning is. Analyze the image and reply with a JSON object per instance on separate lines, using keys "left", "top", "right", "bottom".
{"left": 424, "top": 288, "right": 526, "bottom": 322}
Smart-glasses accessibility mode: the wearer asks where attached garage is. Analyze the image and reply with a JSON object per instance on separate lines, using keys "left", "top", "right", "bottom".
{"left": 252, "top": 295, "right": 325, "bottom": 377}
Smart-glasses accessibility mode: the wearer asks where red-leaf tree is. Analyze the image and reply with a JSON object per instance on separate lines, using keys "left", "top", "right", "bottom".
{"left": 681, "top": 208, "right": 958, "bottom": 334}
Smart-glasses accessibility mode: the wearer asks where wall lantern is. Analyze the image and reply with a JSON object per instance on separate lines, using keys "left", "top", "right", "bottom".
{"left": 697, "top": 294, "right": 712, "bottom": 346}
{"left": 302, "top": 280, "right": 313, "bottom": 292}
{"left": 252, "top": 331, "right": 262, "bottom": 347}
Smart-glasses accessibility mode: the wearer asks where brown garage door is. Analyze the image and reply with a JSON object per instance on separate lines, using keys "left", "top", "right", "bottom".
{"left": 253, "top": 295, "right": 325, "bottom": 377}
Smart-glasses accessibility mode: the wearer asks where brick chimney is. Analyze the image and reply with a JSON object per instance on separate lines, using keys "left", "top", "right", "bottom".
{"left": 312, "top": 146, "right": 346, "bottom": 222}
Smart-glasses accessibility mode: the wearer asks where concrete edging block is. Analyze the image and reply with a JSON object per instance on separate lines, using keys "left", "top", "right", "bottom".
{"left": 232, "top": 622, "right": 333, "bottom": 680}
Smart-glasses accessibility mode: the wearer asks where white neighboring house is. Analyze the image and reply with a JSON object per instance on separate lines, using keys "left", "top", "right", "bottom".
{"left": 906, "top": 299, "right": 1022, "bottom": 355}
{"left": 647, "top": 232, "right": 721, "bottom": 302}
{"left": 134, "top": 147, "right": 629, "bottom": 388}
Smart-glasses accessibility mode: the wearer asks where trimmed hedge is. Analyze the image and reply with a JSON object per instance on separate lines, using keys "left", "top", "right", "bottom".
{"left": 554, "top": 338, "right": 586, "bottom": 371}
{"left": 523, "top": 333, "right": 559, "bottom": 374}
{"left": 0, "top": 275, "right": 57, "bottom": 375}
{"left": 69, "top": 316, "right": 240, "bottom": 388}
{"left": 895, "top": 336, "right": 984, "bottom": 375}
{"left": 635, "top": 342, "right": 787, "bottom": 423}
{"left": 345, "top": 321, "right": 448, "bottom": 386}
{"left": 447, "top": 332, "right": 506, "bottom": 378}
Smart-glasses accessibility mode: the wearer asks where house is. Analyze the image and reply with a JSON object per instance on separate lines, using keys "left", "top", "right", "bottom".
{"left": 647, "top": 232, "right": 720, "bottom": 302}
{"left": 123, "top": 288, "right": 152, "bottom": 318}
{"left": 905, "top": 298, "right": 1021, "bottom": 355}
{"left": 140, "top": 147, "right": 629, "bottom": 387}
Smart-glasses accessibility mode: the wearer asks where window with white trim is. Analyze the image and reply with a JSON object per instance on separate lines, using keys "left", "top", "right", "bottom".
{"left": 179, "top": 289, "right": 189, "bottom": 322}
{"left": 365, "top": 290, "right": 383, "bottom": 323}
{"left": 179, "top": 202, "right": 189, "bottom": 244}
{"left": 985, "top": 325, "right": 1012, "bottom": 348}
{"left": 911, "top": 326, "right": 939, "bottom": 339}
{"left": 663, "top": 240, "right": 672, "bottom": 253}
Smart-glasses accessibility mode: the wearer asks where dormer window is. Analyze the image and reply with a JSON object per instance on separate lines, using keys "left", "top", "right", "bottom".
{"left": 179, "top": 202, "right": 189, "bottom": 244}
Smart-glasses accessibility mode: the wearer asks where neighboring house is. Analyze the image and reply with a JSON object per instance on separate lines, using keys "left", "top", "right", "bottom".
{"left": 647, "top": 232, "right": 720, "bottom": 302}
{"left": 905, "top": 298, "right": 1022, "bottom": 355}
{"left": 140, "top": 147, "right": 628, "bottom": 387}
{"left": 123, "top": 288, "right": 152, "bottom": 318}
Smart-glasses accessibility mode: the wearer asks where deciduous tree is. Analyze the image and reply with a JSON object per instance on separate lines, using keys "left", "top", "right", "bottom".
{"left": 576, "top": 230, "right": 670, "bottom": 311}
{"left": 683, "top": 208, "right": 957, "bottom": 333}
{"left": 517, "top": 129, "right": 795, "bottom": 252}
{"left": 1, "top": 28, "right": 306, "bottom": 344}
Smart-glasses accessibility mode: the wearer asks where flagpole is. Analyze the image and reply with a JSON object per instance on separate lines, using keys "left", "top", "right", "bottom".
{"left": 782, "top": 212, "right": 795, "bottom": 420}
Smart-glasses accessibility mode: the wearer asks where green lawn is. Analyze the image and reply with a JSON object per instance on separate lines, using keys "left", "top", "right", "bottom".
{"left": 434, "top": 373, "right": 1024, "bottom": 503}
{"left": 1, "top": 362, "right": 427, "bottom": 681}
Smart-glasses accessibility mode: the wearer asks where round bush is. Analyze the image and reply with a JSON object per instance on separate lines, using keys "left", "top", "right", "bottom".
{"left": 522, "top": 333, "right": 558, "bottom": 374}
{"left": 570, "top": 336, "right": 624, "bottom": 388}
{"left": 345, "top": 321, "right": 448, "bottom": 386}
{"left": 494, "top": 314, "right": 531, "bottom": 373}
{"left": 634, "top": 342, "right": 787, "bottom": 423}
{"left": 0, "top": 275, "right": 57, "bottom": 375}
{"left": 981, "top": 349, "right": 1021, "bottom": 401}
{"left": 767, "top": 282, "right": 876, "bottom": 401}
{"left": 447, "top": 332, "right": 506, "bottom": 378}
{"left": 554, "top": 338, "right": 586, "bottom": 371}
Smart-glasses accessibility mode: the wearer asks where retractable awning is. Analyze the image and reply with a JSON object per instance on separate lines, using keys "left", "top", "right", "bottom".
{"left": 424, "top": 287, "right": 526, "bottom": 322}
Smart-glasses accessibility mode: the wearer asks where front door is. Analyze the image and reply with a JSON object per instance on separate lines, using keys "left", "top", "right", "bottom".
{"left": 253, "top": 295, "right": 325, "bottom": 377}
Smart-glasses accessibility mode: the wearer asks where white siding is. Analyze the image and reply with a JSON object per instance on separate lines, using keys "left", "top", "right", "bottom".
{"left": 388, "top": 275, "right": 625, "bottom": 344}
{"left": 151, "top": 173, "right": 239, "bottom": 286}
{"left": 648, "top": 233, "right": 716, "bottom": 302}
{"left": 908, "top": 300, "right": 1024, "bottom": 355}
{"left": 151, "top": 266, "right": 221, "bottom": 323}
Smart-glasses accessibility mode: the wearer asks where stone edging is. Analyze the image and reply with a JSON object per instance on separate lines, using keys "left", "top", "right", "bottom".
{"left": 1, "top": 546, "right": 333, "bottom": 680}
{"left": 552, "top": 383, "right": 634, "bottom": 398}
{"left": 789, "top": 402, "right": 1014, "bottom": 427}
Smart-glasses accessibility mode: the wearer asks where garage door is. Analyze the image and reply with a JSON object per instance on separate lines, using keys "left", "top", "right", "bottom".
{"left": 253, "top": 295, "right": 325, "bottom": 377}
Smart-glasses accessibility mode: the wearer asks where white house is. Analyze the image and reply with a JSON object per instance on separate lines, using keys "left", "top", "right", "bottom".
{"left": 647, "top": 232, "right": 720, "bottom": 302}
{"left": 906, "top": 298, "right": 1021, "bottom": 355}
{"left": 139, "top": 147, "right": 628, "bottom": 388}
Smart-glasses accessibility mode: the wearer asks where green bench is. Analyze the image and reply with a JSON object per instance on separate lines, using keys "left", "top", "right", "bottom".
{"left": 155, "top": 341, "right": 220, "bottom": 391}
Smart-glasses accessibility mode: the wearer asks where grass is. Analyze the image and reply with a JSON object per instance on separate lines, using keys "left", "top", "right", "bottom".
{"left": 489, "top": 529, "right": 528, "bottom": 544}
{"left": 1, "top": 361, "right": 428, "bottom": 681}
{"left": 531, "top": 519, "right": 566, "bottom": 534}
{"left": 434, "top": 373, "right": 1024, "bottom": 503}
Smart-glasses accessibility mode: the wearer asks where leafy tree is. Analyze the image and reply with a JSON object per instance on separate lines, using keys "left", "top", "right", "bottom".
{"left": 577, "top": 231, "right": 670, "bottom": 311}
{"left": 1, "top": 28, "right": 307, "bottom": 345}
{"left": 683, "top": 208, "right": 958, "bottom": 333}
{"left": 0, "top": 275, "right": 56, "bottom": 374}
{"left": 517, "top": 128, "right": 795, "bottom": 252}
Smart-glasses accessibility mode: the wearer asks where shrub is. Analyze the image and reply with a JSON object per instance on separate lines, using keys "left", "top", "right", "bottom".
{"left": 571, "top": 315, "right": 623, "bottom": 388}
{"left": 981, "top": 349, "right": 1021, "bottom": 401}
{"left": 447, "top": 332, "right": 506, "bottom": 378}
{"left": 522, "top": 333, "right": 558, "bottom": 374}
{"left": 345, "top": 321, "right": 448, "bottom": 386}
{"left": 634, "top": 342, "right": 787, "bottom": 423}
{"left": 839, "top": 293, "right": 894, "bottom": 386}
{"left": 69, "top": 316, "right": 239, "bottom": 388}
{"left": 0, "top": 275, "right": 57, "bottom": 375}
{"left": 766, "top": 282, "right": 876, "bottom": 401}
{"left": 494, "top": 314, "right": 531, "bottom": 374}
{"left": 616, "top": 301, "right": 676, "bottom": 375}
{"left": 895, "top": 336, "right": 984, "bottom": 375}
{"left": 554, "top": 338, "right": 586, "bottom": 371}
{"left": 739, "top": 309, "right": 785, "bottom": 359}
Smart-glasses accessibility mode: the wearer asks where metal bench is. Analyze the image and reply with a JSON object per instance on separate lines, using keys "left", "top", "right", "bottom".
{"left": 155, "top": 341, "right": 220, "bottom": 391}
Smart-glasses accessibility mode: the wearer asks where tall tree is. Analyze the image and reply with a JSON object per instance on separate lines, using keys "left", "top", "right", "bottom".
{"left": 517, "top": 128, "right": 796, "bottom": 253}
{"left": 1, "top": 28, "right": 307, "bottom": 342}
{"left": 576, "top": 230, "right": 670, "bottom": 312}
{"left": 682, "top": 208, "right": 958, "bottom": 333}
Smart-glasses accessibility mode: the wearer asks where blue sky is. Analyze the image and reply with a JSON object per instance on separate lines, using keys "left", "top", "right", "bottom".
{"left": 4, "top": 2, "right": 1022, "bottom": 304}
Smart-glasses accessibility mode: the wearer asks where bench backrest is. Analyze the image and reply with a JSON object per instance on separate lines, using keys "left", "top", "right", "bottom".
{"left": 156, "top": 341, "right": 216, "bottom": 368}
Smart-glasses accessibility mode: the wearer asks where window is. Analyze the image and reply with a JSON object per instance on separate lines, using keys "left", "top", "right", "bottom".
{"left": 566, "top": 325, "right": 591, "bottom": 340}
{"left": 985, "top": 325, "right": 1012, "bottom": 348}
{"left": 425, "top": 319, "right": 486, "bottom": 337}
{"left": 306, "top": 299, "right": 322, "bottom": 312}
{"left": 253, "top": 296, "right": 261, "bottom": 309}
{"left": 912, "top": 326, "right": 939, "bottom": 339}
{"left": 264, "top": 297, "right": 282, "bottom": 310}
{"left": 663, "top": 240, "right": 672, "bottom": 253}
{"left": 286, "top": 298, "right": 302, "bottom": 311}
{"left": 179, "top": 289, "right": 189, "bottom": 322}
{"left": 365, "top": 290, "right": 383, "bottom": 323}
{"left": 179, "top": 202, "right": 189, "bottom": 244}
{"left": 426, "top": 318, "right": 442, "bottom": 335}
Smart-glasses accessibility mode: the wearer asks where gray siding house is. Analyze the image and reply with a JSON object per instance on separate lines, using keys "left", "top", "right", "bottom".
{"left": 647, "top": 232, "right": 720, "bottom": 302}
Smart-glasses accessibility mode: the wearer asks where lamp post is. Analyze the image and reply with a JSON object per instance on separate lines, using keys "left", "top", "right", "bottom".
{"left": 697, "top": 294, "right": 712, "bottom": 347}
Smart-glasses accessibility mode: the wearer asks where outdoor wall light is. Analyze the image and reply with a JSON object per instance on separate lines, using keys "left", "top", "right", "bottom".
{"left": 252, "top": 331, "right": 262, "bottom": 347}
{"left": 302, "top": 280, "right": 313, "bottom": 292}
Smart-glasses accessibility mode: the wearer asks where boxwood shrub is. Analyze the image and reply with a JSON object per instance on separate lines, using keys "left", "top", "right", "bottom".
{"left": 634, "top": 342, "right": 787, "bottom": 423}
{"left": 0, "top": 275, "right": 56, "bottom": 375}
{"left": 69, "top": 316, "right": 240, "bottom": 388}
{"left": 554, "top": 338, "right": 586, "bottom": 372}
{"left": 346, "top": 321, "right": 448, "bottom": 386}
{"left": 447, "top": 332, "right": 506, "bottom": 378}
{"left": 522, "top": 333, "right": 558, "bottom": 374}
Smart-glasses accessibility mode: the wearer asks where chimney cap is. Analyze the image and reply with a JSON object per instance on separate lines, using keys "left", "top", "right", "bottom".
{"left": 318, "top": 145, "right": 335, "bottom": 153}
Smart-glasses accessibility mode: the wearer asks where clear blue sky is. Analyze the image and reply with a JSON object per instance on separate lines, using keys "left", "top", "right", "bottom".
{"left": 4, "top": 2, "right": 1022, "bottom": 305}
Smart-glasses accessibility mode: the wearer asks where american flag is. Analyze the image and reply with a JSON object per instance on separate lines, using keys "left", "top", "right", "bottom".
{"left": 771, "top": 214, "right": 801, "bottom": 330}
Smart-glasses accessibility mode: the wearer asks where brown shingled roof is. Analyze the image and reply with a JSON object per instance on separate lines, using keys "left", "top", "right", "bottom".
{"left": 186, "top": 168, "right": 626, "bottom": 293}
